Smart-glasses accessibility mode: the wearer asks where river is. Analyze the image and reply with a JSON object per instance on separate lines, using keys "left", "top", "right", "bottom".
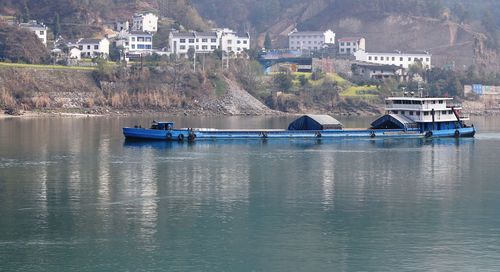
{"left": 1, "top": 115, "right": 500, "bottom": 271}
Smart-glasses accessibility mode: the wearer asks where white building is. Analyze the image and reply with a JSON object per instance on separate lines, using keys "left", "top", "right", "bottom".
{"left": 338, "top": 37, "right": 365, "bottom": 55}
{"left": 19, "top": 20, "right": 48, "bottom": 46}
{"left": 69, "top": 47, "right": 82, "bottom": 60}
{"left": 116, "top": 31, "right": 153, "bottom": 52}
{"left": 132, "top": 13, "right": 158, "bottom": 32}
{"left": 68, "top": 38, "right": 110, "bottom": 58}
{"left": 115, "top": 20, "right": 129, "bottom": 32}
{"left": 216, "top": 28, "right": 250, "bottom": 56}
{"left": 169, "top": 28, "right": 250, "bottom": 56}
{"left": 288, "top": 29, "right": 335, "bottom": 51}
{"left": 354, "top": 50, "right": 432, "bottom": 69}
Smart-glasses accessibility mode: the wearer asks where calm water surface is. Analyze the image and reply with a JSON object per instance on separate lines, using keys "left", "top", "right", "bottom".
{"left": 1, "top": 115, "right": 500, "bottom": 271}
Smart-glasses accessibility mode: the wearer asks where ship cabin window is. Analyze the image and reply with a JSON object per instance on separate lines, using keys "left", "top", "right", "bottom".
{"left": 401, "top": 111, "right": 406, "bottom": 115}
{"left": 432, "top": 101, "right": 436, "bottom": 104}
{"left": 409, "top": 111, "right": 414, "bottom": 116}
{"left": 393, "top": 110, "right": 398, "bottom": 114}
{"left": 448, "top": 110, "right": 453, "bottom": 114}
{"left": 424, "top": 112, "right": 429, "bottom": 116}
{"left": 439, "top": 100, "right": 443, "bottom": 104}
{"left": 416, "top": 112, "right": 421, "bottom": 116}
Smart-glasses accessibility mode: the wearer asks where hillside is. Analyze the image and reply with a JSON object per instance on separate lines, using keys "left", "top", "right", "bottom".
{"left": 0, "top": 0, "right": 208, "bottom": 38}
{"left": 192, "top": 0, "right": 500, "bottom": 72}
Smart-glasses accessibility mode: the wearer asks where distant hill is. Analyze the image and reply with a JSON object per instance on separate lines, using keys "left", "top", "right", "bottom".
{"left": 191, "top": 0, "right": 499, "bottom": 72}
{"left": 0, "top": 0, "right": 208, "bottom": 37}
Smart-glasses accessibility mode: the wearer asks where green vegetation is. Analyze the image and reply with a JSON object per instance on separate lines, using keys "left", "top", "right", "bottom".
{"left": 341, "top": 85, "right": 379, "bottom": 98}
{"left": 214, "top": 76, "right": 228, "bottom": 97}
{"left": 0, "top": 62, "right": 96, "bottom": 71}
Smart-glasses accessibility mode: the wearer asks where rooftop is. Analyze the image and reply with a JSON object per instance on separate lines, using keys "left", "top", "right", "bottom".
{"left": 289, "top": 31, "right": 327, "bottom": 36}
{"left": 338, "top": 37, "right": 363, "bottom": 42}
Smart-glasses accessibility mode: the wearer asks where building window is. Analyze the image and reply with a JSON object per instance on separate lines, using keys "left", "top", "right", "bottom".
{"left": 341, "top": 49, "right": 345, "bottom": 52}
{"left": 202, "top": 45, "right": 208, "bottom": 50}
{"left": 202, "top": 38, "right": 207, "bottom": 42}
{"left": 131, "top": 45, "right": 135, "bottom": 49}
{"left": 228, "top": 47, "right": 232, "bottom": 51}
{"left": 138, "top": 37, "right": 144, "bottom": 42}
{"left": 368, "top": 56, "right": 372, "bottom": 60}
{"left": 392, "top": 57, "right": 395, "bottom": 61}
{"left": 180, "top": 39, "right": 186, "bottom": 43}
{"left": 243, "top": 40, "right": 247, "bottom": 44}
{"left": 196, "top": 45, "right": 199, "bottom": 49}
{"left": 87, "top": 45, "right": 91, "bottom": 49}
{"left": 347, "top": 42, "right": 351, "bottom": 46}
{"left": 426, "top": 58, "right": 430, "bottom": 61}
{"left": 400, "top": 57, "right": 403, "bottom": 61}
{"left": 408, "top": 57, "right": 412, "bottom": 61}
{"left": 237, "top": 47, "right": 241, "bottom": 51}
{"left": 211, "top": 39, "right": 217, "bottom": 43}
{"left": 196, "top": 39, "right": 199, "bottom": 42}
{"left": 374, "top": 56, "right": 378, "bottom": 60}
{"left": 211, "top": 45, "right": 216, "bottom": 49}
{"left": 94, "top": 45, "right": 98, "bottom": 50}
{"left": 227, "top": 40, "right": 232, "bottom": 44}
{"left": 180, "top": 45, "right": 185, "bottom": 50}
{"left": 439, "top": 100, "right": 443, "bottom": 104}
{"left": 340, "top": 42, "right": 344, "bottom": 46}
{"left": 132, "top": 37, "right": 136, "bottom": 42}
{"left": 381, "top": 57, "right": 384, "bottom": 61}
{"left": 189, "top": 39, "right": 195, "bottom": 43}
{"left": 40, "top": 31, "right": 44, "bottom": 35}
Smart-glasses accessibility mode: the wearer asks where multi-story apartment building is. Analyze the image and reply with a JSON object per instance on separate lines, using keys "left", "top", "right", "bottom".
{"left": 169, "top": 28, "right": 250, "bottom": 56}
{"left": 116, "top": 31, "right": 153, "bottom": 51}
{"left": 338, "top": 37, "right": 365, "bottom": 55}
{"left": 288, "top": 29, "right": 335, "bottom": 51}
{"left": 354, "top": 50, "right": 432, "bottom": 69}
{"left": 132, "top": 13, "right": 158, "bottom": 32}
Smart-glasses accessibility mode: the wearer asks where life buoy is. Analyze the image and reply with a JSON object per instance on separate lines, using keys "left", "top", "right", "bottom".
{"left": 166, "top": 132, "right": 172, "bottom": 140}
{"left": 454, "top": 130, "right": 460, "bottom": 138}
{"left": 178, "top": 134, "right": 185, "bottom": 142}
{"left": 425, "top": 131, "right": 433, "bottom": 138}
{"left": 370, "top": 131, "right": 376, "bottom": 138}
{"left": 188, "top": 132, "right": 196, "bottom": 142}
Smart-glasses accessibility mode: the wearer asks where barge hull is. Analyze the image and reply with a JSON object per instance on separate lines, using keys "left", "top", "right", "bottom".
{"left": 123, "top": 127, "right": 475, "bottom": 141}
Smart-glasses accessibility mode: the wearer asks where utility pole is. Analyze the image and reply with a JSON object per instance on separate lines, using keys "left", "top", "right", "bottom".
{"left": 193, "top": 51, "right": 196, "bottom": 72}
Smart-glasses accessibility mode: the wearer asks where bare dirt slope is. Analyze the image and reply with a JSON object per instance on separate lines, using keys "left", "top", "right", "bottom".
{"left": 200, "top": 77, "right": 277, "bottom": 115}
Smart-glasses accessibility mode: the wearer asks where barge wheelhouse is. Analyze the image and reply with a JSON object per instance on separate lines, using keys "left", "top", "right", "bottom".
{"left": 371, "top": 96, "right": 474, "bottom": 137}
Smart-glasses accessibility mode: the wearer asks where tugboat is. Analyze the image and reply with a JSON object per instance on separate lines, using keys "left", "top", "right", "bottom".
{"left": 123, "top": 95, "right": 475, "bottom": 142}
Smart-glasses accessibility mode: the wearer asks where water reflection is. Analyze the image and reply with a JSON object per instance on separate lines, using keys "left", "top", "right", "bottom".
{"left": 0, "top": 116, "right": 498, "bottom": 271}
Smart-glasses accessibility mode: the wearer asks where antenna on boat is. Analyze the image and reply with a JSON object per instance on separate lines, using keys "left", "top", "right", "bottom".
{"left": 417, "top": 82, "right": 424, "bottom": 97}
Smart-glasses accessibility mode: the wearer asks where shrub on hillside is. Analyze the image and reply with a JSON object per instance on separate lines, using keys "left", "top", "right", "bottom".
{"left": 0, "top": 23, "right": 49, "bottom": 64}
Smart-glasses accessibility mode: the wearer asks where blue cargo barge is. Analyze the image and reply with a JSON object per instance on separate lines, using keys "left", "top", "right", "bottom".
{"left": 123, "top": 96, "right": 476, "bottom": 142}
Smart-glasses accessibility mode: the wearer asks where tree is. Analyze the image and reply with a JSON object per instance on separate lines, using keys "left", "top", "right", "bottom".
{"left": 273, "top": 72, "right": 293, "bottom": 92}
{"left": 264, "top": 32, "right": 272, "bottom": 50}
{"left": 22, "top": 1, "right": 30, "bottom": 23}
{"left": 53, "top": 13, "right": 60, "bottom": 38}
